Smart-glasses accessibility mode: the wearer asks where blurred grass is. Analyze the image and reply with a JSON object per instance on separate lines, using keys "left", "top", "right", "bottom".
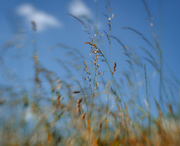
{"left": 0, "top": 0, "right": 180, "bottom": 145}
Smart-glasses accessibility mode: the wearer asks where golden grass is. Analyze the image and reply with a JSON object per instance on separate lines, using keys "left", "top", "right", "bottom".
{"left": 0, "top": 0, "right": 179, "bottom": 145}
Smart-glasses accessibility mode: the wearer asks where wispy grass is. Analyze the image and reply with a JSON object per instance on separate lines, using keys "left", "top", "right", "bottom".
{"left": 0, "top": 0, "right": 179, "bottom": 145}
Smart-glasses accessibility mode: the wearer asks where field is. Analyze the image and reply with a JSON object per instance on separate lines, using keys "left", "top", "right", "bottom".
{"left": 0, "top": 0, "right": 179, "bottom": 145}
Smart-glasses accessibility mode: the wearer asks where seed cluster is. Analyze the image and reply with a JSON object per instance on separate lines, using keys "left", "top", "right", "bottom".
{"left": 112, "top": 62, "right": 116, "bottom": 74}
{"left": 76, "top": 97, "right": 83, "bottom": 115}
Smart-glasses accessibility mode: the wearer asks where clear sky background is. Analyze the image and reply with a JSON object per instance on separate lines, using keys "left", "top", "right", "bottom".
{"left": 0, "top": 0, "right": 180, "bottom": 117}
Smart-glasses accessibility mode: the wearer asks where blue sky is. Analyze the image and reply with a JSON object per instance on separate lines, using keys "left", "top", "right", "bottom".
{"left": 0, "top": 0, "right": 180, "bottom": 117}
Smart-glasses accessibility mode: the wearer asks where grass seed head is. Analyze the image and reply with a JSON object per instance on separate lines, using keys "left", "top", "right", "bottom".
{"left": 77, "top": 98, "right": 83, "bottom": 104}
{"left": 81, "top": 112, "right": 86, "bottom": 121}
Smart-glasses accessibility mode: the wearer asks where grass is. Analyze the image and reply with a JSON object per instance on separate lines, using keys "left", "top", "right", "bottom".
{"left": 0, "top": 0, "right": 180, "bottom": 145}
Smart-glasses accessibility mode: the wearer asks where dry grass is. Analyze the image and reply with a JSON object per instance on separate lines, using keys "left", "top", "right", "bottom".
{"left": 0, "top": 0, "right": 179, "bottom": 145}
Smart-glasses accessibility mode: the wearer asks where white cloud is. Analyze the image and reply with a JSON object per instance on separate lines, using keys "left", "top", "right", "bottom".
{"left": 16, "top": 4, "right": 62, "bottom": 32}
{"left": 68, "top": 0, "right": 92, "bottom": 18}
